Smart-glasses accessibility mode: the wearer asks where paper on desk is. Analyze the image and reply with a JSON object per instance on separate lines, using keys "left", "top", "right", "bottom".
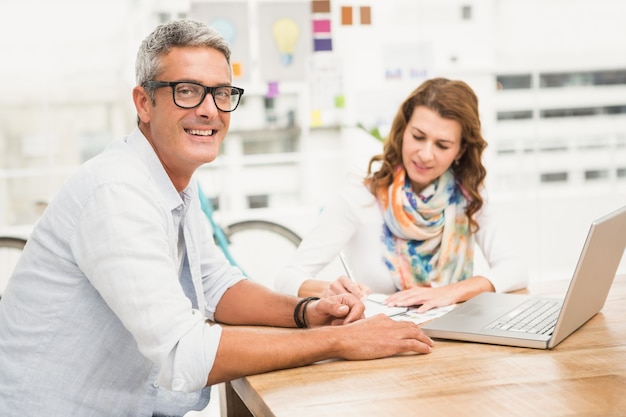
{"left": 364, "top": 293, "right": 456, "bottom": 325}
{"left": 392, "top": 304, "right": 456, "bottom": 325}
{"left": 364, "top": 294, "right": 409, "bottom": 318}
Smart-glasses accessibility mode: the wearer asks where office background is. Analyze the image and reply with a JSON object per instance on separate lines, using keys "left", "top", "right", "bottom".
{"left": 1, "top": 0, "right": 625, "bottom": 284}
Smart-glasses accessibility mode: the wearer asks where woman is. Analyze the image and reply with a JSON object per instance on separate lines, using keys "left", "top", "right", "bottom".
{"left": 275, "top": 77, "right": 528, "bottom": 312}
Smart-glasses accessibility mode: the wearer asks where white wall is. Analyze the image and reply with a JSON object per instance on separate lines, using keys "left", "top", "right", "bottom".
{"left": 1, "top": 0, "right": 625, "bottom": 283}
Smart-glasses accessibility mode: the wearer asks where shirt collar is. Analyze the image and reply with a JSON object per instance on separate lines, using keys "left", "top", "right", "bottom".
{"left": 124, "top": 128, "right": 196, "bottom": 213}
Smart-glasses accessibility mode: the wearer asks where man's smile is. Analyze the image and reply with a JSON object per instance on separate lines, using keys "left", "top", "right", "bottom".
{"left": 185, "top": 128, "right": 215, "bottom": 137}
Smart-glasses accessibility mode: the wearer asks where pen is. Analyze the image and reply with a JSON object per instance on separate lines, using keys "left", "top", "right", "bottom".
{"left": 338, "top": 251, "right": 357, "bottom": 283}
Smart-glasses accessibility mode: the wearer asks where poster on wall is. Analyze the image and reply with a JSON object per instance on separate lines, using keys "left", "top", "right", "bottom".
{"left": 258, "top": 2, "right": 311, "bottom": 83}
{"left": 309, "top": 54, "right": 343, "bottom": 127}
{"left": 189, "top": 2, "right": 251, "bottom": 83}
{"left": 382, "top": 42, "right": 432, "bottom": 81}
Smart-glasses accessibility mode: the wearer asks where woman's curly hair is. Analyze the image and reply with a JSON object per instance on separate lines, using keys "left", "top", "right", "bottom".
{"left": 365, "top": 78, "right": 487, "bottom": 231}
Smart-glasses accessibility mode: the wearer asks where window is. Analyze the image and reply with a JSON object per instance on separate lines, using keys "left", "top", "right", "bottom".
{"left": 540, "top": 105, "right": 626, "bottom": 119}
{"left": 540, "top": 107, "right": 597, "bottom": 118}
{"left": 585, "top": 169, "right": 609, "bottom": 181}
{"left": 497, "top": 110, "right": 533, "bottom": 121}
{"left": 539, "top": 144, "right": 568, "bottom": 153}
{"left": 540, "top": 69, "right": 626, "bottom": 88}
{"left": 593, "top": 69, "right": 626, "bottom": 86}
{"left": 540, "top": 172, "right": 568, "bottom": 183}
{"left": 605, "top": 105, "right": 626, "bottom": 115}
{"left": 577, "top": 138, "right": 609, "bottom": 151}
{"left": 496, "top": 142, "right": 517, "bottom": 155}
{"left": 247, "top": 194, "right": 269, "bottom": 209}
{"left": 540, "top": 72, "right": 589, "bottom": 88}
{"left": 496, "top": 74, "right": 532, "bottom": 90}
{"left": 242, "top": 130, "right": 299, "bottom": 155}
{"left": 496, "top": 148, "right": 516, "bottom": 155}
{"left": 157, "top": 12, "right": 170, "bottom": 23}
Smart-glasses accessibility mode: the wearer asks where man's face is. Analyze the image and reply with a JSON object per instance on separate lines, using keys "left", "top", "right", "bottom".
{"left": 134, "top": 46, "right": 232, "bottom": 189}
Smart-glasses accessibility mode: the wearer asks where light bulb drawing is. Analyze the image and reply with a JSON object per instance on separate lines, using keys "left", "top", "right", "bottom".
{"left": 272, "top": 18, "right": 299, "bottom": 66}
{"left": 210, "top": 18, "right": 236, "bottom": 45}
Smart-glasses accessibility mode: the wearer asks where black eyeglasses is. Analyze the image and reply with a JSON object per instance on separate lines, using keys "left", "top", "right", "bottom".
{"left": 144, "top": 81, "right": 244, "bottom": 112}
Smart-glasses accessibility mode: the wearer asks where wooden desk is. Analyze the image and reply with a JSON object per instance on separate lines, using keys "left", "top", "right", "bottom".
{"left": 224, "top": 275, "right": 626, "bottom": 417}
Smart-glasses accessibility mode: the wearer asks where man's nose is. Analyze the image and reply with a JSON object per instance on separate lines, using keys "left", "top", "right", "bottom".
{"left": 196, "top": 92, "right": 219, "bottom": 117}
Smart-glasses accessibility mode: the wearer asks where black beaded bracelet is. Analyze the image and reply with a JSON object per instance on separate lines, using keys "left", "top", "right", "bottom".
{"left": 293, "top": 296, "right": 320, "bottom": 328}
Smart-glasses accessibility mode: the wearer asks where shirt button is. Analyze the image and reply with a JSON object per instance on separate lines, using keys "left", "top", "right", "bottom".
{"left": 152, "top": 382, "right": 159, "bottom": 388}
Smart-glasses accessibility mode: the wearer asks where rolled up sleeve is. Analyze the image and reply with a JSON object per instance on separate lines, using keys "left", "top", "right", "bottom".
{"left": 71, "top": 174, "right": 242, "bottom": 392}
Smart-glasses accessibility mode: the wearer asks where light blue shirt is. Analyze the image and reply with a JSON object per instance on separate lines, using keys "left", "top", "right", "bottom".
{"left": 0, "top": 128, "right": 245, "bottom": 416}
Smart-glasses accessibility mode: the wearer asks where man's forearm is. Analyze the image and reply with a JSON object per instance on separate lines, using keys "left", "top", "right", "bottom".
{"left": 207, "top": 325, "right": 339, "bottom": 384}
{"left": 214, "top": 279, "right": 298, "bottom": 327}
{"left": 207, "top": 313, "right": 434, "bottom": 385}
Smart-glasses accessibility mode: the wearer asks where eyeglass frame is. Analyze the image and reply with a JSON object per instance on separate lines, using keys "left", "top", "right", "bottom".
{"left": 143, "top": 81, "right": 245, "bottom": 112}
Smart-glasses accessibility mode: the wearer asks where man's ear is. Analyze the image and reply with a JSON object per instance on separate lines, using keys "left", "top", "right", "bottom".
{"left": 132, "top": 86, "right": 151, "bottom": 124}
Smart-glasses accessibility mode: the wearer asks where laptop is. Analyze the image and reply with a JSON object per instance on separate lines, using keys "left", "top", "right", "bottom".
{"left": 421, "top": 205, "right": 626, "bottom": 349}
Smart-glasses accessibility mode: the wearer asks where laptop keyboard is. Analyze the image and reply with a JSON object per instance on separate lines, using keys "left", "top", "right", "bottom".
{"left": 485, "top": 298, "right": 561, "bottom": 335}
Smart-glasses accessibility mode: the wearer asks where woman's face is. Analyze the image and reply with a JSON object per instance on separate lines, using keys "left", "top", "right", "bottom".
{"left": 401, "top": 105, "right": 464, "bottom": 194}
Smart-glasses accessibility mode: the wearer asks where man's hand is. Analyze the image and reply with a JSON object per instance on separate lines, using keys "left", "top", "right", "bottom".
{"left": 305, "top": 293, "right": 366, "bottom": 327}
{"left": 333, "top": 314, "right": 434, "bottom": 359}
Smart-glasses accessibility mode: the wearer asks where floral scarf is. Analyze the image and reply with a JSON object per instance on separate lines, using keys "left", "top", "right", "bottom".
{"left": 378, "top": 167, "right": 474, "bottom": 289}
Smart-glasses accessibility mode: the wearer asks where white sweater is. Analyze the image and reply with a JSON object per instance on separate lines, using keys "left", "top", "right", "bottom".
{"left": 276, "top": 180, "right": 528, "bottom": 296}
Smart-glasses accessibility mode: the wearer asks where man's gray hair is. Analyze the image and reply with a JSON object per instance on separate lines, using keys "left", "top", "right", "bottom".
{"left": 136, "top": 19, "right": 232, "bottom": 88}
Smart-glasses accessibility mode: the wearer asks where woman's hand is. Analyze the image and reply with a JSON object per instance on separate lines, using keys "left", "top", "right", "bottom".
{"left": 384, "top": 286, "right": 457, "bottom": 313}
{"left": 384, "top": 276, "right": 495, "bottom": 313}
{"left": 326, "top": 275, "right": 371, "bottom": 300}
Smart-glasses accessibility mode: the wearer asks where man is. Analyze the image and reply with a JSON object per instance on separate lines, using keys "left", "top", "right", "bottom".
{"left": 0, "top": 20, "right": 433, "bottom": 416}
